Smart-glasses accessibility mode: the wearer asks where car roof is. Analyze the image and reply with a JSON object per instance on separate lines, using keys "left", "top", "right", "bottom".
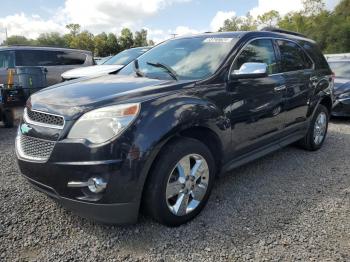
{"left": 170, "top": 31, "right": 315, "bottom": 44}
{"left": 0, "top": 45, "right": 92, "bottom": 54}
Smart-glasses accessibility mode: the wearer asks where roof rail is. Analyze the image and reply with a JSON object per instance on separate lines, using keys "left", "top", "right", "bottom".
{"left": 260, "top": 27, "right": 307, "bottom": 38}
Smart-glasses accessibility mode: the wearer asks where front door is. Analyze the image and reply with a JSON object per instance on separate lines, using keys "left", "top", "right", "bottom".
{"left": 226, "top": 38, "right": 287, "bottom": 156}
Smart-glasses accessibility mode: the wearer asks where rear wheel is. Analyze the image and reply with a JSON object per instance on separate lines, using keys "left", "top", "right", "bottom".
{"left": 144, "top": 138, "right": 216, "bottom": 227}
{"left": 2, "top": 109, "right": 14, "bottom": 128}
{"left": 298, "top": 104, "right": 329, "bottom": 151}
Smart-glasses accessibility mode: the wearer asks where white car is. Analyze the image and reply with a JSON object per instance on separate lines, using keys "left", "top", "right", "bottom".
{"left": 61, "top": 47, "right": 151, "bottom": 81}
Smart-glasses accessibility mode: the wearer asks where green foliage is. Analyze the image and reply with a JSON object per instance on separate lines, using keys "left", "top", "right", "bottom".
{"left": 3, "top": 35, "right": 34, "bottom": 46}
{"left": 219, "top": 0, "right": 350, "bottom": 53}
{"left": 257, "top": 10, "right": 281, "bottom": 27}
{"left": 219, "top": 13, "right": 257, "bottom": 32}
{"left": 119, "top": 28, "right": 134, "bottom": 49}
{"left": 1, "top": 25, "right": 153, "bottom": 56}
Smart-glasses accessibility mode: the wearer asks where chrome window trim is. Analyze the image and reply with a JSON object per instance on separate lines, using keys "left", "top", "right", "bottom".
{"left": 228, "top": 36, "right": 316, "bottom": 80}
{"left": 24, "top": 107, "right": 65, "bottom": 130}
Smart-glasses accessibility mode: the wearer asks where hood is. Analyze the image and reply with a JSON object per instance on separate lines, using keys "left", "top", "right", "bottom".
{"left": 61, "top": 65, "right": 124, "bottom": 79}
{"left": 334, "top": 78, "right": 350, "bottom": 96}
{"left": 29, "top": 74, "right": 196, "bottom": 119}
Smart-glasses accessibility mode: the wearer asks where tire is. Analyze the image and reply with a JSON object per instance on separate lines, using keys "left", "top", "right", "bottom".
{"left": 143, "top": 137, "right": 216, "bottom": 227}
{"left": 2, "top": 109, "right": 14, "bottom": 128}
{"left": 298, "top": 104, "right": 329, "bottom": 151}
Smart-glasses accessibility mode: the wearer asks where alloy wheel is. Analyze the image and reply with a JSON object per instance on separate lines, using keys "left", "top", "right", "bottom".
{"left": 165, "top": 154, "right": 210, "bottom": 216}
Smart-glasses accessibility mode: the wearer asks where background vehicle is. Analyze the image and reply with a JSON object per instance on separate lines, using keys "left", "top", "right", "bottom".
{"left": 16, "top": 29, "right": 333, "bottom": 227}
{"left": 61, "top": 47, "right": 151, "bottom": 81}
{"left": 0, "top": 46, "right": 93, "bottom": 127}
{"left": 326, "top": 54, "right": 350, "bottom": 117}
{"left": 95, "top": 56, "right": 112, "bottom": 65}
{"left": 0, "top": 46, "right": 94, "bottom": 86}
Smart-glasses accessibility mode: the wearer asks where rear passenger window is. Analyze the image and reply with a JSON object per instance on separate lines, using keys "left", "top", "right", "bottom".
{"left": 233, "top": 39, "right": 278, "bottom": 75}
{"left": 276, "top": 40, "right": 313, "bottom": 72}
{"left": 16, "top": 50, "right": 86, "bottom": 66}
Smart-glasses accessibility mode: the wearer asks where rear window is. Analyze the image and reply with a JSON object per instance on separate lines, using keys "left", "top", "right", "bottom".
{"left": 0, "top": 51, "right": 15, "bottom": 68}
{"left": 276, "top": 40, "right": 313, "bottom": 72}
{"left": 301, "top": 42, "right": 330, "bottom": 70}
{"left": 328, "top": 61, "right": 350, "bottom": 78}
{"left": 16, "top": 50, "right": 87, "bottom": 66}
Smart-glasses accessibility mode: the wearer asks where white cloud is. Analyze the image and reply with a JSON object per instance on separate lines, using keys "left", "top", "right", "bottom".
{"left": 210, "top": 11, "right": 236, "bottom": 31}
{"left": 0, "top": 13, "right": 65, "bottom": 43}
{"left": 250, "top": 0, "right": 341, "bottom": 17}
{"left": 0, "top": 0, "right": 192, "bottom": 43}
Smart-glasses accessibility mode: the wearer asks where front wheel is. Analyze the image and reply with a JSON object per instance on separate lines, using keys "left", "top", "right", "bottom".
{"left": 298, "top": 104, "right": 329, "bottom": 151}
{"left": 143, "top": 138, "right": 216, "bottom": 227}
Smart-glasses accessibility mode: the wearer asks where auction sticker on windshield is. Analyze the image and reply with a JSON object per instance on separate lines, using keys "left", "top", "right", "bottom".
{"left": 203, "top": 38, "right": 234, "bottom": 43}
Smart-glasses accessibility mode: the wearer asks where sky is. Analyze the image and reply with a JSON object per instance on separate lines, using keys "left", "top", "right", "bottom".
{"left": 0, "top": 0, "right": 341, "bottom": 44}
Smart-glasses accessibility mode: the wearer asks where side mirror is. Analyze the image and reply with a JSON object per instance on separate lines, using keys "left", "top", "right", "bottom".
{"left": 230, "top": 62, "right": 268, "bottom": 80}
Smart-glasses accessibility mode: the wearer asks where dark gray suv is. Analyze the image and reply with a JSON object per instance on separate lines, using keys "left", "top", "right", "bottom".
{"left": 0, "top": 46, "right": 94, "bottom": 86}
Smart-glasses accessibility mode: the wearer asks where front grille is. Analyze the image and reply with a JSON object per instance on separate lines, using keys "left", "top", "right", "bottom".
{"left": 26, "top": 108, "right": 64, "bottom": 127}
{"left": 17, "top": 135, "right": 55, "bottom": 161}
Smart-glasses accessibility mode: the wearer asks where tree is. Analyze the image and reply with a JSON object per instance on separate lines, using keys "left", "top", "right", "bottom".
{"left": 119, "top": 28, "right": 134, "bottom": 49}
{"left": 257, "top": 10, "right": 281, "bottom": 27}
{"left": 69, "top": 31, "right": 95, "bottom": 53}
{"left": 302, "top": 0, "right": 325, "bottom": 16}
{"left": 106, "top": 33, "right": 120, "bottom": 55}
{"left": 219, "top": 13, "right": 257, "bottom": 32}
{"left": 3, "top": 35, "right": 33, "bottom": 45}
{"left": 65, "top": 24, "right": 81, "bottom": 37}
{"left": 148, "top": 39, "right": 155, "bottom": 46}
{"left": 134, "top": 29, "right": 148, "bottom": 47}
{"left": 36, "top": 32, "right": 67, "bottom": 47}
{"left": 94, "top": 32, "right": 109, "bottom": 57}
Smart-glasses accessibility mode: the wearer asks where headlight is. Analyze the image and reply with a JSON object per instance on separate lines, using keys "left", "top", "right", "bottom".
{"left": 67, "top": 103, "right": 140, "bottom": 144}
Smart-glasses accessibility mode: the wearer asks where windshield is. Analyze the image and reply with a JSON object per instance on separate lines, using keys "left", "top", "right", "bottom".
{"left": 104, "top": 48, "right": 149, "bottom": 65}
{"left": 119, "top": 36, "right": 239, "bottom": 80}
{"left": 0, "top": 51, "right": 15, "bottom": 68}
{"left": 328, "top": 61, "right": 350, "bottom": 78}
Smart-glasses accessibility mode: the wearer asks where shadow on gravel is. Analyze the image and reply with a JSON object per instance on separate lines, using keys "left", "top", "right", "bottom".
{"left": 60, "top": 124, "right": 350, "bottom": 256}
{"left": 2, "top": 123, "right": 350, "bottom": 260}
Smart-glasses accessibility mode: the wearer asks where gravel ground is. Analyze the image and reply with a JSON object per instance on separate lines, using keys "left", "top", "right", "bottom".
{"left": 0, "top": 120, "right": 349, "bottom": 261}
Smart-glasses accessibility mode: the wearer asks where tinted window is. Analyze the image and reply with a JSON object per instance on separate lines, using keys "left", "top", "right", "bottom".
{"left": 301, "top": 42, "right": 329, "bottom": 70}
{"left": 104, "top": 48, "right": 149, "bottom": 65}
{"left": 0, "top": 51, "right": 15, "bottom": 68}
{"left": 276, "top": 40, "right": 313, "bottom": 72}
{"left": 233, "top": 39, "right": 278, "bottom": 74}
{"left": 119, "top": 37, "right": 239, "bottom": 80}
{"left": 16, "top": 50, "right": 86, "bottom": 66}
{"left": 328, "top": 61, "right": 350, "bottom": 78}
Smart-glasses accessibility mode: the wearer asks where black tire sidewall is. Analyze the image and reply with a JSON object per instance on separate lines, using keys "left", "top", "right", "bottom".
{"left": 145, "top": 138, "right": 216, "bottom": 227}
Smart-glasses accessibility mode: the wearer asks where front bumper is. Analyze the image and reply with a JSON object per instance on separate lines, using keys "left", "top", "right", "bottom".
{"left": 16, "top": 134, "right": 148, "bottom": 224}
{"left": 23, "top": 173, "right": 139, "bottom": 224}
{"left": 332, "top": 98, "right": 350, "bottom": 117}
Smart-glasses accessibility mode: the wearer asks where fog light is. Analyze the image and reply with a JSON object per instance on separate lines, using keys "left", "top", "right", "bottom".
{"left": 87, "top": 177, "right": 107, "bottom": 193}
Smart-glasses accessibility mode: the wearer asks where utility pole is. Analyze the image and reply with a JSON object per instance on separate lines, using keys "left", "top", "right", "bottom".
{"left": 5, "top": 27, "right": 8, "bottom": 41}
{"left": 170, "top": 33, "right": 178, "bottom": 38}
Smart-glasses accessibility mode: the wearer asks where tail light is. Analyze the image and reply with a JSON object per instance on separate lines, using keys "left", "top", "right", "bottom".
{"left": 7, "top": 69, "right": 15, "bottom": 87}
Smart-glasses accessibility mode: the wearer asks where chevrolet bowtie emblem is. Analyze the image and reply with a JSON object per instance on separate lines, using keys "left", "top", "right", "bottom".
{"left": 20, "top": 123, "right": 32, "bottom": 135}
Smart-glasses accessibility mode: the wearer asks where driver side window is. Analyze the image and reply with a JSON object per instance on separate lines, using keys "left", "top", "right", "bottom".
{"left": 233, "top": 39, "right": 278, "bottom": 75}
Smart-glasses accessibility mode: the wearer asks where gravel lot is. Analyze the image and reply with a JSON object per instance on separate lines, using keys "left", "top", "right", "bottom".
{"left": 1, "top": 120, "right": 349, "bottom": 261}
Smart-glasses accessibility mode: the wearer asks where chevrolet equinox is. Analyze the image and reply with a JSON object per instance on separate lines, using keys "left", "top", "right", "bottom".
{"left": 16, "top": 29, "right": 334, "bottom": 227}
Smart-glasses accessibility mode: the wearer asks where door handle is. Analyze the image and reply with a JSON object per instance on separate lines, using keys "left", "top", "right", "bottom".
{"left": 274, "top": 85, "right": 286, "bottom": 92}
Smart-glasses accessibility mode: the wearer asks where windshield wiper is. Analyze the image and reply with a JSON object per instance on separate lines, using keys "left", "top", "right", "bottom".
{"left": 133, "top": 59, "right": 145, "bottom": 77}
{"left": 146, "top": 62, "right": 179, "bottom": 81}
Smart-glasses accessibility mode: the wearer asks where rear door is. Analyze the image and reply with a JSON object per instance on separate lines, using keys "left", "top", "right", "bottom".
{"left": 274, "top": 39, "right": 315, "bottom": 128}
